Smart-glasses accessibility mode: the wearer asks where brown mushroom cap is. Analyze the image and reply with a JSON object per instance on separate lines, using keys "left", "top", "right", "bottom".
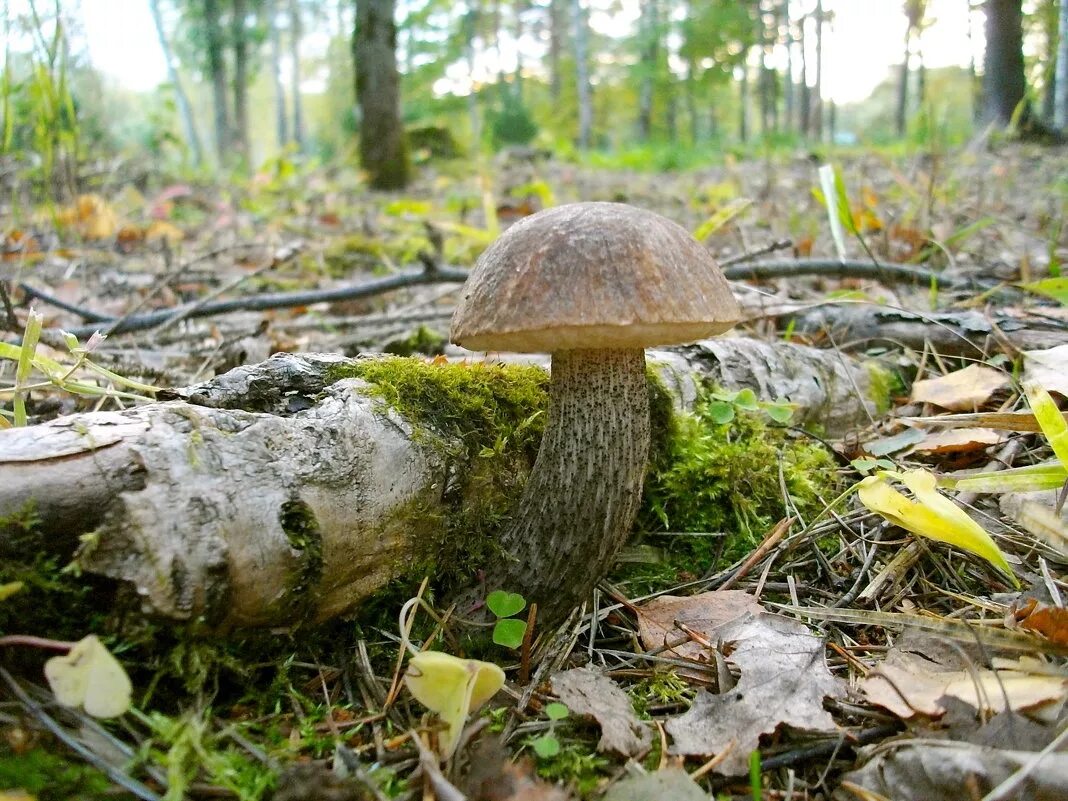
{"left": 451, "top": 202, "right": 741, "bottom": 353}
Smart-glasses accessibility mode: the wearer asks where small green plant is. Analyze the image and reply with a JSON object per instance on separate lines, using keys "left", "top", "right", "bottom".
{"left": 704, "top": 387, "right": 794, "bottom": 425}
{"left": 485, "top": 589, "right": 527, "bottom": 648}
{"left": 531, "top": 702, "right": 569, "bottom": 758}
{"left": 1, "top": 327, "right": 157, "bottom": 424}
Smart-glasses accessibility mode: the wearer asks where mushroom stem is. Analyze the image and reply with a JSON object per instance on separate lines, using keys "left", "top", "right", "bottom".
{"left": 488, "top": 348, "right": 650, "bottom": 623}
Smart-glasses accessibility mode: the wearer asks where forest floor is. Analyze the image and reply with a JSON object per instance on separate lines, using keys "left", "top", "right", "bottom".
{"left": 2, "top": 141, "right": 1068, "bottom": 800}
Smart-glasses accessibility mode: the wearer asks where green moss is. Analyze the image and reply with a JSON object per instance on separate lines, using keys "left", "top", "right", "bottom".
{"left": 0, "top": 747, "right": 112, "bottom": 800}
{"left": 863, "top": 360, "right": 898, "bottom": 415}
{"left": 626, "top": 387, "right": 839, "bottom": 590}
{"left": 382, "top": 325, "right": 446, "bottom": 357}
{"left": 276, "top": 499, "right": 325, "bottom": 619}
{"left": 331, "top": 356, "right": 550, "bottom": 591}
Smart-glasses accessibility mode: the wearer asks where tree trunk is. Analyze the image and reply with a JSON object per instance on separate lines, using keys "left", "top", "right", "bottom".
{"left": 203, "top": 0, "right": 232, "bottom": 163}
{"left": 270, "top": 0, "right": 289, "bottom": 148}
{"left": 463, "top": 8, "right": 481, "bottom": 146}
{"left": 783, "top": 0, "right": 794, "bottom": 134}
{"left": 354, "top": 0, "right": 410, "bottom": 189}
{"left": 981, "top": 0, "right": 1027, "bottom": 127}
{"left": 637, "top": 0, "right": 658, "bottom": 141}
{"left": 799, "top": 11, "right": 809, "bottom": 134}
{"left": 232, "top": 0, "right": 250, "bottom": 162}
{"left": 549, "top": 0, "right": 564, "bottom": 101}
{"left": 739, "top": 57, "right": 750, "bottom": 142}
{"left": 0, "top": 343, "right": 881, "bottom": 631}
{"left": 572, "top": 0, "right": 593, "bottom": 150}
{"left": 149, "top": 0, "right": 203, "bottom": 165}
{"left": 812, "top": 0, "right": 823, "bottom": 138}
{"left": 1056, "top": 0, "right": 1068, "bottom": 128}
{"left": 288, "top": 0, "right": 306, "bottom": 150}
{"left": 896, "top": 30, "right": 910, "bottom": 137}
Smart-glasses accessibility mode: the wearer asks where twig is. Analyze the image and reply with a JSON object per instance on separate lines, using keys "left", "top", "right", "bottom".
{"left": 720, "top": 239, "right": 793, "bottom": 266}
{"left": 151, "top": 241, "right": 304, "bottom": 336}
{"left": 722, "top": 258, "right": 978, "bottom": 288}
{"left": 54, "top": 262, "right": 472, "bottom": 338}
{"left": 717, "top": 516, "right": 794, "bottom": 590}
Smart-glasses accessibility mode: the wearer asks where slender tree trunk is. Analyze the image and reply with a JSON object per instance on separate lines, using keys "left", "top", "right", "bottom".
{"left": 513, "top": 1, "right": 524, "bottom": 98}
{"left": 637, "top": 0, "right": 658, "bottom": 141}
{"left": 232, "top": 0, "right": 250, "bottom": 162}
{"left": 203, "top": 0, "right": 232, "bottom": 163}
{"left": 784, "top": 0, "right": 794, "bottom": 134}
{"left": 463, "top": 8, "right": 481, "bottom": 146}
{"left": 812, "top": 0, "right": 823, "bottom": 138}
{"left": 896, "top": 28, "right": 910, "bottom": 137}
{"left": 1056, "top": 0, "right": 1068, "bottom": 128}
{"left": 549, "top": 0, "right": 564, "bottom": 101}
{"left": 739, "top": 57, "right": 750, "bottom": 142}
{"left": 148, "top": 0, "right": 203, "bottom": 165}
{"left": 981, "top": 0, "right": 1027, "bottom": 127}
{"left": 288, "top": 0, "right": 306, "bottom": 150}
{"left": 354, "top": 0, "right": 410, "bottom": 189}
{"left": 270, "top": 0, "right": 288, "bottom": 147}
{"left": 572, "top": 0, "right": 592, "bottom": 149}
{"left": 685, "top": 59, "right": 699, "bottom": 144}
{"left": 799, "top": 11, "right": 809, "bottom": 135}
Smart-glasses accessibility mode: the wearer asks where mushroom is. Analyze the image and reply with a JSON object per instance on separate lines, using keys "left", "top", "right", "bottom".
{"left": 450, "top": 202, "right": 741, "bottom": 623}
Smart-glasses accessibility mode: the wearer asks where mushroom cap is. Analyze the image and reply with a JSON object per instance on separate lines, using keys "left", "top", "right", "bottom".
{"left": 450, "top": 202, "right": 742, "bottom": 353}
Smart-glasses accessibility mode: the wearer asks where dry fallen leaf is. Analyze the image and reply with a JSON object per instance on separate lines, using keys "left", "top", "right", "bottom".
{"left": 861, "top": 649, "right": 1067, "bottom": 718}
{"left": 840, "top": 740, "right": 1068, "bottom": 801}
{"left": 912, "top": 427, "right": 1003, "bottom": 455}
{"left": 637, "top": 590, "right": 763, "bottom": 666}
{"left": 1023, "top": 344, "right": 1068, "bottom": 398}
{"left": 551, "top": 667, "right": 651, "bottom": 757}
{"left": 43, "top": 635, "right": 132, "bottom": 718}
{"left": 602, "top": 766, "right": 708, "bottom": 801}
{"left": 910, "top": 364, "right": 1010, "bottom": 411}
{"left": 1013, "top": 600, "right": 1068, "bottom": 647}
{"left": 663, "top": 602, "right": 847, "bottom": 776}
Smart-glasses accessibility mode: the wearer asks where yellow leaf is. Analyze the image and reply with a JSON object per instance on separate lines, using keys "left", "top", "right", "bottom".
{"left": 692, "top": 198, "right": 752, "bottom": 241}
{"left": 44, "top": 635, "right": 132, "bottom": 718}
{"left": 1023, "top": 381, "right": 1068, "bottom": 468}
{"left": 0, "top": 581, "right": 23, "bottom": 601}
{"left": 403, "top": 650, "right": 504, "bottom": 758}
{"left": 858, "top": 469, "right": 1017, "bottom": 584}
{"left": 144, "top": 220, "right": 184, "bottom": 245}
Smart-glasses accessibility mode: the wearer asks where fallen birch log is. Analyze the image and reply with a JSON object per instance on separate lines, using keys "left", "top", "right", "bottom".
{"left": 0, "top": 339, "right": 878, "bottom": 630}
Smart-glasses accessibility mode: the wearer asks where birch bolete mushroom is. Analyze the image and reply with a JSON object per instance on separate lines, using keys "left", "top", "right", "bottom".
{"left": 450, "top": 202, "right": 741, "bottom": 622}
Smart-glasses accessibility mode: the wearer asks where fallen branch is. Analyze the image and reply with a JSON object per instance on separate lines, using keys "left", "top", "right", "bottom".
{"left": 20, "top": 255, "right": 470, "bottom": 338}
{"left": 18, "top": 256, "right": 981, "bottom": 340}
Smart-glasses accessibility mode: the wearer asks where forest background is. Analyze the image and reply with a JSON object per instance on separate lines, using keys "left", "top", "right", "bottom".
{"left": 4, "top": 0, "right": 1068, "bottom": 191}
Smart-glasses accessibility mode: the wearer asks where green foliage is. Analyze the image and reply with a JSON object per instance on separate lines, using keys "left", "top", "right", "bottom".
{"left": 486, "top": 589, "right": 527, "bottom": 648}
{"left": 629, "top": 669, "right": 695, "bottom": 717}
{"left": 0, "top": 747, "right": 111, "bottom": 800}
{"left": 383, "top": 325, "right": 447, "bottom": 358}
{"left": 489, "top": 92, "right": 539, "bottom": 149}
{"left": 638, "top": 388, "right": 838, "bottom": 571}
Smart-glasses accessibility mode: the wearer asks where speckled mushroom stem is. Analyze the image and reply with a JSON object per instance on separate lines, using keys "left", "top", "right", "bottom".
{"left": 488, "top": 347, "right": 650, "bottom": 624}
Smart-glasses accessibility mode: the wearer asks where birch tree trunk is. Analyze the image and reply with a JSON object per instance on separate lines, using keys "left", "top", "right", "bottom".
{"left": 204, "top": 0, "right": 233, "bottom": 162}
{"left": 231, "top": 0, "right": 251, "bottom": 161}
{"left": 288, "top": 0, "right": 306, "bottom": 151}
{"left": 270, "top": 0, "right": 289, "bottom": 148}
{"left": 149, "top": 0, "right": 203, "bottom": 165}
{"left": 572, "top": 0, "right": 593, "bottom": 150}
{"left": 1056, "top": 0, "right": 1068, "bottom": 129}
